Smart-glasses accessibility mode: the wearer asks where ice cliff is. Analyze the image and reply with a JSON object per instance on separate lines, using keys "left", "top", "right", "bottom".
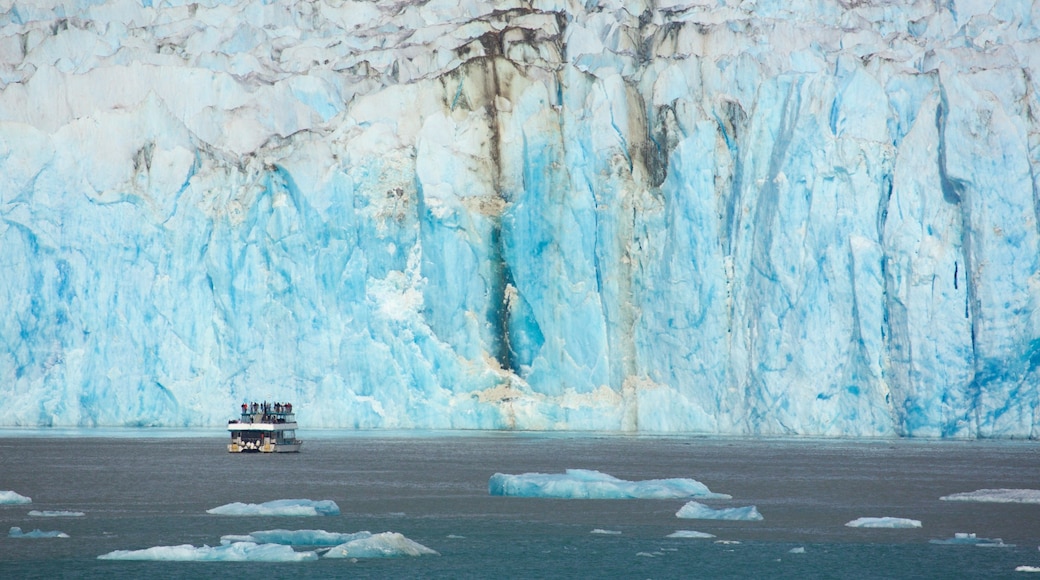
{"left": 1, "top": 0, "right": 1039, "bottom": 437}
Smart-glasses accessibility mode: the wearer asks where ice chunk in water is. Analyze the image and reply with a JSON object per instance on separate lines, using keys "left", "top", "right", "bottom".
{"left": 29, "top": 510, "right": 84, "bottom": 517}
{"left": 323, "top": 532, "right": 439, "bottom": 558}
{"left": 9, "top": 526, "right": 68, "bottom": 538}
{"left": 98, "top": 542, "right": 318, "bottom": 561}
{"left": 675, "top": 501, "right": 763, "bottom": 521}
{"left": 666, "top": 530, "right": 716, "bottom": 539}
{"left": 0, "top": 491, "right": 31, "bottom": 505}
{"left": 206, "top": 499, "right": 340, "bottom": 516}
{"left": 221, "top": 529, "right": 371, "bottom": 546}
{"left": 930, "top": 532, "right": 1012, "bottom": 547}
{"left": 845, "top": 517, "right": 921, "bottom": 528}
{"left": 940, "top": 489, "right": 1040, "bottom": 504}
{"left": 590, "top": 529, "right": 622, "bottom": 535}
{"left": 488, "top": 469, "right": 730, "bottom": 499}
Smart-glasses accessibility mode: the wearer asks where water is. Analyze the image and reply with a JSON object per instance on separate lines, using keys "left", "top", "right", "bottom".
{"left": 1, "top": 432, "right": 1038, "bottom": 578}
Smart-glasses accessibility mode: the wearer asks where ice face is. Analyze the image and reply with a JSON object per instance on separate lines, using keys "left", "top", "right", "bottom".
{"left": 221, "top": 529, "right": 370, "bottom": 546}
{"left": 206, "top": 499, "right": 340, "bottom": 517}
{"left": 97, "top": 542, "right": 318, "bottom": 562}
{"left": 8, "top": 526, "right": 69, "bottom": 538}
{"left": 845, "top": 517, "right": 922, "bottom": 529}
{"left": 675, "top": 501, "right": 764, "bottom": 521}
{"left": 0, "top": 491, "right": 31, "bottom": 505}
{"left": 940, "top": 489, "right": 1040, "bottom": 503}
{"left": 322, "top": 532, "right": 439, "bottom": 558}
{"left": 2, "top": 1, "right": 1039, "bottom": 437}
{"left": 488, "top": 469, "right": 729, "bottom": 499}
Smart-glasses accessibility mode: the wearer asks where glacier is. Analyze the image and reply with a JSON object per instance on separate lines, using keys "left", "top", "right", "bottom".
{"left": 1, "top": 0, "right": 1039, "bottom": 437}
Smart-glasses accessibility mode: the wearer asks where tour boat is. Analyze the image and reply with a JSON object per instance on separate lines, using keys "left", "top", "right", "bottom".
{"left": 227, "top": 401, "right": 302, "bottom": 453}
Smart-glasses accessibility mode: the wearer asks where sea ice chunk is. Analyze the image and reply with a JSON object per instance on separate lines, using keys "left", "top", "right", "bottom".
{"left": 666, "top": 530, "right": 716, "bottom": 539}
{"left": 9, "top": 526, "right": 69, "bottom": 538}
{"left": 29, "top": 510, "right": 85, "bottom": 517}
{"left": 675, "top": 501, "right": 763, "bottom": 521}
{"left": 1017, "top": 566, "right": 1040, "bottom": 572}
{"left": 845, "top": 517, "right": 921, "bottom": 528}
{"left": 590, "top": 529, "right": 622, "bottom": 535}
{"left": 206, "top": 499, "right": 340, "bottom": 516}
{"left": 0, "top": 491, "right": 32, "bottom": 504}
{"left": 323, "top": 532, "right": 439, "bottom": 558}
{"left": 488, "top": 469, "right": 730, "bottom": 499}
{"left": 98, "top": 541, "right": 318, "bottom": 561}
{"left": 221, "top": 529, "right": 371, "bottom": 546}
{"left": 930, "top": 532, "right": 1011, "bottom": 547}
{"left": 940, "top": 489, "right": 1040, "bottom": 504}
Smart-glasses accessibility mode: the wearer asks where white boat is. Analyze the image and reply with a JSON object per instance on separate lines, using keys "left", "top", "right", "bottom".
{"left": 227, "top": 401, "right": 302, "bottom": 453}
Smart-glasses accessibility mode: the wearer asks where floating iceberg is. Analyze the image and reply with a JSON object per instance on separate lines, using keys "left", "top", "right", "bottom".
{"left": 940, "top": 489, "right": 1040, "bottom": 504}
{"left": 676, "top": 501, "right": 763, "bottom": 521}
{"left": 930, "top": 533, "right": 1011, "bottom": 547}
{"left": 845, "top": 517, "right": 921, "bottom": 529}
{"left": 1017, "top": 566, "right": 1040, "bottom": 573}
{"left": 488, "top": 469, "right": 730, "bottom": 499}
{"left": 0, "top": 491, "right": 31, "bottom": 505}
{"left": 206, "top": 499, "right": 340, "bottom": 517}
{"left": 666, "top": 530, "right": 716, "bottom": 539}
{"left": 9, "top": 526, "right": 68, "bottom": 538}
{"left": 221, "top": 529, "right": 371, "bottom": 546}
{"left": 323, "top": 532, "right": 438, "bottom": 558}
{"left": 98, "top": 541, "right": 318, "bottom": 562}
{"left": 590, "top": 529, "right": 622, "bottom": 535}
{"left": 789, "top": 547, "right": 806, "bottom": 554}
{"left": 29, "top": 510, "right": 85, "bottom": 517}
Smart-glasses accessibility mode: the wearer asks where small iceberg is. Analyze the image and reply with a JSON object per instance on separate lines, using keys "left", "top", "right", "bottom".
{"left": 323, "top": 532, "right": 438, "bottom": 558}
{"left": 221, "top": 529, "right": 370, "bottom": 546}
{"left": 666, "top": 530, "right": 716, "bottom": 539}
{"left": 0, "top": 491, "right": 32, "bottom": 505}
{"left": 9, "top": 526, "right": 69, "bottom": 539}
{"left": 98, "top": 542, "right": 318, "bottom": 562}
{"left": 845, "top": 517, "right": 921, "bottom": 529}
{"left": 676, "top": 501, "right": 763, "bottom": 521}
{"left": 930, "top": 532, "right": 1012, "bottom": 547}
{"left": 1017, "top": 566, "right": 1040, "bottom": 573}
{"left": 941, "top": 489, "right": 1040, "bottom": 504}
{"left": 207, "top": 499, "right": 340, "bottom": 517}
{"left": 488, "top": 469, "right": 730, "bottom": 499}
{"left": 590, "top": 529, "right": 622, "bottom": 535}
{"left": 789, "top": 547, "right": 806, "bottom": 554}
{"left": 29, "top": 510, "right": 85, "bottom": 517}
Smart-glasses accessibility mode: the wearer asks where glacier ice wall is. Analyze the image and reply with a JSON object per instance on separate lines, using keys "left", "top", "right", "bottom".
{"left": 1, "top": 0, "right": 1039, "bottom": 436}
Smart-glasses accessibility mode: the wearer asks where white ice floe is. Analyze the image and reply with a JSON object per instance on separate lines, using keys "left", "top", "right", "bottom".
{"left": 591, "top": 529, "right": 622, "bottom": 535}
{"left": 0, "top": 491, "right": 32, "bottom": 505}
{"left": 845, "top": 517, "right": 921, "bottom": 528}
{"left": 930, "top": 532, "right": 1012, "bottom": 547}
{"left": 221, "top": 529, "right": 370, "bottom": 546}
{"left": 488, "top": 469, "right": 730, "bottom": 499}
{"left": 98, "top": 541, "right": 318, "bottom": 562}
{"left": 323, "top": 532, "right": 439, "bottom": 558}
{"left": 29, "top": 510, "right": 85, "bottom": 517}
{"left": 789, "top": 547, "right": 806, "bottom": 554}
{"left": 941, "top": 489, "right": 1040, "bottom": 504}
{"left": 1016, "top": 566, "right": 1040, "bottom": 573}
{"left": 206, "top": 499, "right": 340, "bottom": 517}
{"left": 666, "top": 530, "right": 716, "bottom": 539}
{"left": 9, "top": 526, "right": 69, "bottom": 538}
{"left": 676, "top": 501, "right": 763, "bottom": 521}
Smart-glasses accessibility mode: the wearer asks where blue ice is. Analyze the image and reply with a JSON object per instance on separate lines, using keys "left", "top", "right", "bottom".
{"left": 29, "top": 510, "right": 84, "bottom": 517}
{"left": 930, "top": 532, "right": 1011, "bottom": 547}
{"left": 221, "top": 529, "right": 371, "bottom": 546}
{"left": 98, "top": 541, "right": 318, "bottom": 561}
{"left": 940, "top": 489, "right": 1040, "bottom": 504}
{"left": 0, "top": 491, "right": 31, "bottom": 504}
{"left": 206, "top": 499, "right": 340, "bottom": 516}
{"left": 9, "top": 526, "right": 69, "bottom": 538}
{"left": 488, "top": 469, "right": 730, "bottom": 499}
{"left": 845, "top": 517, "right": 921, "bottom": 528}
{"left": 675, "top": 501, "right": 763, "bottom": 521}
{"left": 323, "top": 532, "right": 439, "bottom": 558}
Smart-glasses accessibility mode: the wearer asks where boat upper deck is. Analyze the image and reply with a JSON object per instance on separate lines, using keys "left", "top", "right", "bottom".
{"left": 228, "top": 401, "right": 297, "bottom": 430}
